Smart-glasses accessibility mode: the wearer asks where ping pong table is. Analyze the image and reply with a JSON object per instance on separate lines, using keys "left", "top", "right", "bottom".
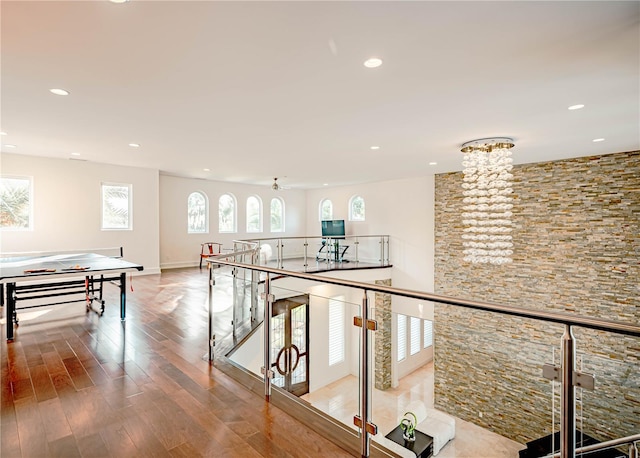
{"left": 0, "top": 250, "right": 143, "bottom": 341}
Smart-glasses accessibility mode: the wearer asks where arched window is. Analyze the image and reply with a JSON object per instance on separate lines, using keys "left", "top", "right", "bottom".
{"left": 349, "top": 195, "right": 365, "bottom": 221}
{"left": 187, "top": 191, "right": 208, "bottom": 233}
{"left": 320, "top": 199, "right": 333, "bottom": 221}
{"left": 218, "top": 193, "right": 236, "bottom": 233}
{"left": 246, "top": 195, "right": 262, "bottom": 233}
{"left": 270, "top": 197, "right": 285, "bottom": 232}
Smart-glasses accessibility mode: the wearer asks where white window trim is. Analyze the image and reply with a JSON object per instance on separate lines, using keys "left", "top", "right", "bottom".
{"left": 319, "top": 198, "right": 333, "bottom": 221}
{"left": 270, "top": 197, "right": 285, "bottom": 233}
{"left": 0, "top": 175, "right": 33, "bottom": 231}
{"left": 101, "top": 182, "right": 132, "bottom": 231}
{"left": 246, "top": 195, "right": 263, "bottom": 233}
{"left": 218, "top": 193, "right": 237, "bottom": 233}
{"left": 187, "top": 191, "right": 209, "bottom": 234}
{"left": 348, "top": 195, "right": 365, "bottom": 221}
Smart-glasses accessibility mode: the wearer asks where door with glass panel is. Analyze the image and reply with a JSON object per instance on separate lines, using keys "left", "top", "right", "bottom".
{"left": 270, "top": 295, "right": 309, "bottom": 396}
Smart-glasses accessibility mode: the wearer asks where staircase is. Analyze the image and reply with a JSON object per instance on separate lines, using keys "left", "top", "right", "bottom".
{"left": 519, "top": 431, "right": 628, "bottom": 458}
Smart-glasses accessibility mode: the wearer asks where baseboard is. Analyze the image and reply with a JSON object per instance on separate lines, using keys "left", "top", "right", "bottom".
{"left": 159, "top": 261, "right": 199, "bottom": 270}
{"left": 136, "top": 267, "right": 162, "bottom": 275}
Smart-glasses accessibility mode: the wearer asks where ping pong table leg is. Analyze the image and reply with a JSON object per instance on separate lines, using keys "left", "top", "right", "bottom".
{"left": 6, "top": 282, "right": 16, "bottom": 341}
{"left": 120, "top": 273, "right": 126, "bottom": 321}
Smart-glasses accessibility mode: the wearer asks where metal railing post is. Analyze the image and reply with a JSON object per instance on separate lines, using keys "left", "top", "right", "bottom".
{"left": 385, "top": 236, "right": 390, "bottom": 265}
{"left": 561, "top": 325, "right": 576, "bottom": 458}
{"left": 232, "top": 267, "right": 238, "bottom": 335}
{"left": 303, "top": 238, "right": 308, "bottom": 268}
{"left": 263, "top": 273, "right": 273, "bottom": 401}
{"left": 360, "top": 290, "right": 372, "bottom": 457}
{"left": 208, "top": 262, "right": 215, "bottom": 361}
{"left": 354, "top": 236, "right": 359, "bottom": 263}
{"left": 251, "top": 252, "right": 258, "bottom": 323}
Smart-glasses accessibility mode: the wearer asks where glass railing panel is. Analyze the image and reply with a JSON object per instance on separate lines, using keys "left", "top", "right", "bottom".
{"left": 276, "top": 237, "right": 309, "bottom": 271}
{"left": 370, "top": 298, "right": 558, "bottom": 458}
{"left": 208, "top": 265, "right": 263, "bottom": 376}
{"left": 574, "top": 329, "right": 639, "bottom": 453}
{"left": 349, "top": 235, "right": 389, "bottom": 266}
{"left": 257, "top": 279, "right": 363, "bottom": 430}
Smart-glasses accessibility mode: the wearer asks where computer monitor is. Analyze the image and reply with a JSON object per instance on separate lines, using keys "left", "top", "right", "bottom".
{"left": 321, "top": 219, "right": 345, "bottom": 239}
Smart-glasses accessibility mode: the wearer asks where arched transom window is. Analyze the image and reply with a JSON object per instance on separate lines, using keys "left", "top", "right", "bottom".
{"left": 320, "top": 199, "right": 333, "bottom": 221}
{"left": 187, "top": 191, "right": 208, "bottom": 233}
{"left": 349, "top": 195, "right": 365, "bottom": 221}
{"left": 218, "top": 193, "right": 236, "bottom": 233}
{"left": 247, "top": 195, "right": 262, "bottom": 233}
{"left": 270, "top": 197, "right": 285, "bottom": 232}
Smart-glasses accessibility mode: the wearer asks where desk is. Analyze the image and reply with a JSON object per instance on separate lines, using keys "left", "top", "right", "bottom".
{"left": 316, "top": 239, "right": 349, "bottom": 263}
{"left": 0, "top": 252, "right": 143, "bottom": 341}
{"left": 385, "top": 425, "right": 433, "bottom": 458}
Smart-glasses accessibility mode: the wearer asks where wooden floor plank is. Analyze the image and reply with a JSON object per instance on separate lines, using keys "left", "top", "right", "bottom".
{"left": 38, "top": 397, "right": 73, "bottom": 442}
{"left": 48, "top": 434, "right": 82, "bottom": 458}
{"left": 1, "top": 268, "right": 354, "bottom": 458}
{"left": 76, "top": 432, "right": 111, "bottom": 458}
{"left": 30, "top": 363, "right": 58, "bottom": 402}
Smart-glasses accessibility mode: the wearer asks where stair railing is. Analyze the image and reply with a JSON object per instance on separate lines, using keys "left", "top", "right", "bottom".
{"left": 545, "top": 433, "right": 640, "bottom": 458}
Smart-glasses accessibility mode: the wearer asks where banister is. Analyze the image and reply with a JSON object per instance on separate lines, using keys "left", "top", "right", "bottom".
{"left": 545, "top": 433, "right": 640, "bottom": 458}
{"left": 208, "top": 258, "right": 640, "bottom": 338}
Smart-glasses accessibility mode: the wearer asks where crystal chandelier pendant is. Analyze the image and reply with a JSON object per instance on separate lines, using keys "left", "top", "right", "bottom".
{"left": 460, "top": 138, "right": 515, "bottom": 264}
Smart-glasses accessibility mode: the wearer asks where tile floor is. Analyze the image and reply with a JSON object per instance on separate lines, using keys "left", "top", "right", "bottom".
{"left": 302, "top": 362, "right": 525, "bottom": 458}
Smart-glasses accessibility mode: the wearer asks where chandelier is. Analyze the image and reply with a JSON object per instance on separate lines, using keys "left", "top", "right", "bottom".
{"left": 460, "top": 137, "right": 515, "bottom": 264}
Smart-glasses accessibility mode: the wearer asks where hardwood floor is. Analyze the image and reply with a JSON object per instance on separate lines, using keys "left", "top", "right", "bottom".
{"left": 1, "top": 268, "right": 353, "bottom": 457}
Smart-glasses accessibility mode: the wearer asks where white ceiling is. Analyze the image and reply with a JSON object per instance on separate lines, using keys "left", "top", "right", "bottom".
{"left": 1, "top": 1, "right": 638, "bottom": 189}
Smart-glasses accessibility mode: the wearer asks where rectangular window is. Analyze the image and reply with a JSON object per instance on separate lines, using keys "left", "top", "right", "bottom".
{"left": 0, "top": 176, "right": 32, "bottom": 230}
{"left": 397, "top": 314, "right": 406, "bottom": 362}
{"left": 410, "top": 316, "right": 421, "bottom": 355}
{"left": 328, "top": 297, "right": 345, "bottom": 366}
{"left": 424, "top": 320, "right": 433, "bottom": 348}
{"left": 101, "top": 183, "right": 132, "bottom": 230}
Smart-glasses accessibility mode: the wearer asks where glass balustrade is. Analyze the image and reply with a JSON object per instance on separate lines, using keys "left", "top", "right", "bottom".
{"left": 205, "top": 247, "right": 639, "bottom": 458}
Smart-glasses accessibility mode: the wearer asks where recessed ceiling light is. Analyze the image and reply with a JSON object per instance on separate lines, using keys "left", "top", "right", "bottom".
{"left": 592, "top": 138, "right": 605, "bottom": 142}
{"left": 429, "top": 162, "right": 437, "bottom": 166}
{"left": 364, "top": 57, "right": 383, "bottom": 68}
{"left": 128, "top": 143, "right": 140, "bottom": 148}
{"left": 4, "top": 144, "right": 17, "bottom": 148}
{"left": 370, "top": 146, "right": 380, "bottom": 150}
{"left": 50, "top": 88, "right": 70, "bottom": 96}
{"left": 109, "top": 0, "right": 129, "bottom": 3}
{"left": 323, "top": 183, "right": 329, "bottom": 186}
{"left": 0, "top": 132, "right": 6, "bottom": 136}
{"left": 71, "top": 152, "right": 81, "bottom": 156}
{"left": 203, "top": 168, "right": 210, "bottom": 172}
{"left": 568, "top": 104, "right": 585, "bottom": 110}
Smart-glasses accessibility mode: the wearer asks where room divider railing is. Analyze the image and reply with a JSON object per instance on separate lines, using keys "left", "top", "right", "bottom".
{"left": 237, "top": 235, "right": 391, "bottom": 270}
{"left": 204, "top": 250, "right": 639, "bottom": 458}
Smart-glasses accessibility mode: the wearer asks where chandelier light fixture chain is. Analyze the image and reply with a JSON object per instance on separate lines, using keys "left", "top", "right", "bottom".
{"left": 460, "top": 137, "right": 515, "bottom": 264}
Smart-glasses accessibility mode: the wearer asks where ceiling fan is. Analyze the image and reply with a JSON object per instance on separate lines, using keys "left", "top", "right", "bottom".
{"left": 271, "top": 177, "right": 290, "bottom": 190}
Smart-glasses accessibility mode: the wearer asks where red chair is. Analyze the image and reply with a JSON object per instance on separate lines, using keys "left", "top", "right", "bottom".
{"left": 199, "top": 242, "right": 223, "bottom": 269}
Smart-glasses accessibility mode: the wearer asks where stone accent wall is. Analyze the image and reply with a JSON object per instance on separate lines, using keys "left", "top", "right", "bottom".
{"left": 374, "top": 279, "right": 392, "bottom": 391}
{"left": 434, "top": 150, "right": 639, "bottom": 444}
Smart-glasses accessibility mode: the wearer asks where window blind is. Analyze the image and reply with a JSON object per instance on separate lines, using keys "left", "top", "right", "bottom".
{"left": 397, "top": 314, "right": 406, "bottom": 361}
{"left": 329, "top": 297, "right": 345, "bottom": 366}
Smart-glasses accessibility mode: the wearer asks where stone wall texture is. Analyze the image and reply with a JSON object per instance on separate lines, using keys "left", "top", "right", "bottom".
{"left": 433, "top": 150, "right": 639, "bottom": 444}
{"left": 374, "top": 279, "right": 392, "bottom": 391}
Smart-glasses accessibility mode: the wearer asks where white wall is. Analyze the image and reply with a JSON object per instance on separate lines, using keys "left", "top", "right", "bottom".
{"left": 306, "top": 176, "right": 436, "bottom": 387}
{"left": 159, "top": 174, "right": 307, "bottom": 268}
{"left": 305, "top": 176, "right": 435, "bottom": 294}
{"left": 0, "top": 153, "right": 160, "bottom": 273}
